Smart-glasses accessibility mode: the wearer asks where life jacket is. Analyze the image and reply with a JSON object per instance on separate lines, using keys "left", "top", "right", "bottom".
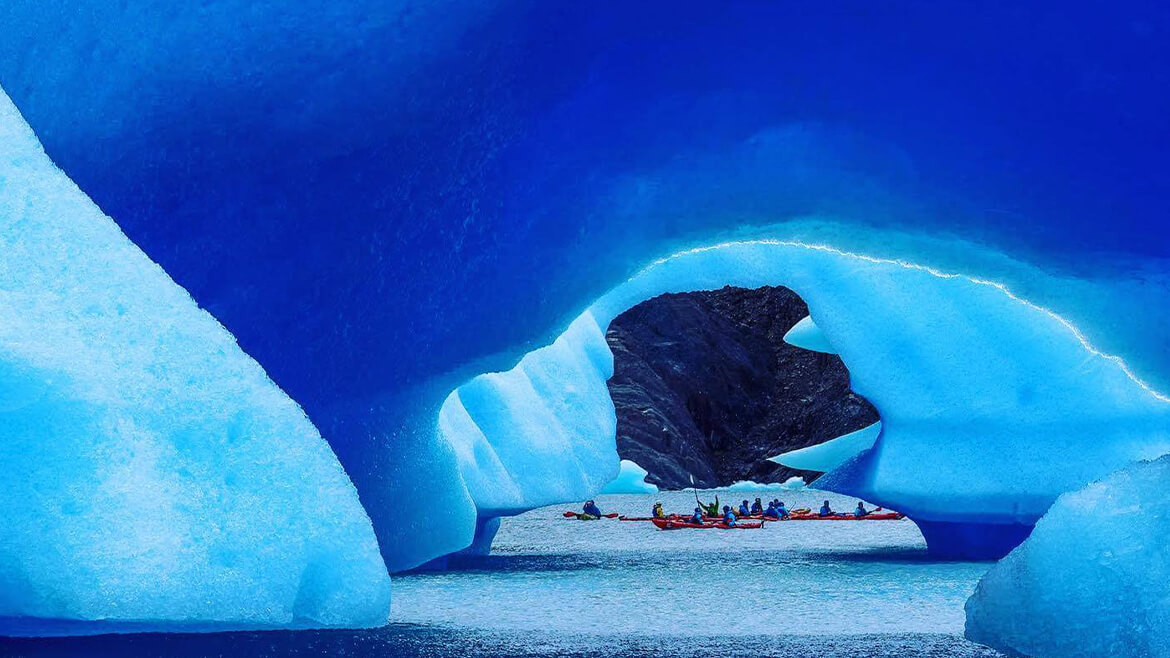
{"left": 653, "top": 506, "right": 666, "bottom": 519}
{"left": 723, "top": 512, "right": 737, "bottom": 526}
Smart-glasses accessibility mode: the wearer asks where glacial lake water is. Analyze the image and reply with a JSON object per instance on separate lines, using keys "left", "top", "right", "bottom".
{"left": 0, "top": 490, "right": 1005, "bottom": 657}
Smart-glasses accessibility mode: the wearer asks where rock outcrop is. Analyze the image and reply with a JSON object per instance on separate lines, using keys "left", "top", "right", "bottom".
{"left": 606, "top": 285, "right": 878, "bottom": 489}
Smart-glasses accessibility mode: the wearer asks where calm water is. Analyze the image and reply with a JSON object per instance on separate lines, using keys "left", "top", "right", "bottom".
{"left": 394, "top": 491, "right": 994, "bottom": 636}
{"left": 0, "top": 490, "right": 1003, "bottom": 657}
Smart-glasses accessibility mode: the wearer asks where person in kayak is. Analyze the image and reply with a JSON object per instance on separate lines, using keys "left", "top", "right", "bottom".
{"left": 688, "top": 507, "right": 705, "bottom": 525}
{"left": 854, "top": 501, "right": 869, "bottom": 518}
{"left": 819, "top": 500, "right": 835, "bottom": 517}
{"left": 738, "top": 500, "right": 751, "bottom": 516}
{"left": 776, "top": 500, "right": 790, "bottom": 519}
{"left": 751, "top": 498, "right": 764, "bottom": 515}
{"left": 581, "top": 500, "right": 603, "bottom": 519}
{"left": 652, "top": 502, "right": 667, "bottom": 519}
{"left": 697, "top": 495, "right": 720, "bottom": 517}
{"left": 722, "top": 505, "right": 737, "bottom": 527}
{"left": 763, "top": 501, "right": 780, "bottom": 519}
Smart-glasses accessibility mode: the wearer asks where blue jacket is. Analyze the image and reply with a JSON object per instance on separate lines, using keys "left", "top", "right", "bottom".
{"left": 583, "top": 503, "right": 602, "bottom": 517}
{"left": 723, "top": 512, "right": 737, "bottom": 526}
{"left": 738, "top": 504, "right": 751, "bottom": 516}
{"left": 819, "top": 505, "right": 833, "bottom": 516}
{"left": 763, "top": 507, "right": 780, "bottom": 518}
{"left": 776, "top": 505, "right": 788, "bottom": 517}
{"left": 689, "top": 513, "right": 704, "bottom": 524}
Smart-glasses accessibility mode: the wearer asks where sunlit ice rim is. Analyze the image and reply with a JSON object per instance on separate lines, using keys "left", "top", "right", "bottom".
{"left": 613, "top": 239, "right": 1170, "bottom": 405}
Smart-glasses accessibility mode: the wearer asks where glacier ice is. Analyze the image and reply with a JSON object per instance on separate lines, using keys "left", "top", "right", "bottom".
{"left": 438, "top": 312, "right": 617, "bottom": 518}
{"left": 965, "top": 456, "right": 1170, "bottom": 658}
{"left": 771, "top": 422, "right": 882, "bottom": 473}
{"left": 2, "top": 2, "right": 1170, "bottom": 573}
{"left": 783, "top": 316, "right": 836, "bottom": 353}
{"left": 0, "top": 90, "right": 389, "bottom": 635}
{"left": 600, "top": 460, "right": 659, "bottom": 495}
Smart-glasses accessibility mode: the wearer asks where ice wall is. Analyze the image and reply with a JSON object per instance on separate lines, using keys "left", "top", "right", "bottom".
{"left": 439, "top": 313, "right": 617, "bottom": 517}
{"left": 0, "top": 91, "right": 389, "bottom": 635}
{"left": 2, "top": 2, "right": 1170, "bottom": 570}
{"left": 965, "top": 456, "right": 1170, "bottom": 658}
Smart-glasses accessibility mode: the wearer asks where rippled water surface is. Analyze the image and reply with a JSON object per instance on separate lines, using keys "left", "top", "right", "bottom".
{"left": 1, "top": 490, "right": 1004, "bottom": 657}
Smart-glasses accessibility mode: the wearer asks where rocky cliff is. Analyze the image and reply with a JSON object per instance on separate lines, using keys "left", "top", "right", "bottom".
{"left": 606, "top": 285, "right": 879, "bottom": 489}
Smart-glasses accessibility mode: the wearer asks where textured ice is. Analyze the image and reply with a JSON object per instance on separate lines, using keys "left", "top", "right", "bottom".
{"left": 589, "top": 242, "right": 1170, "bottom": 539}
{"left": 772, "top": 422, "right": 882, "bottom": 473}
{"left": 0, "top": 90, "right": 389, "bottom": 635}
{"left": 784, "top": 316, "right": 836, "bottom": 353}
{"left": 600, "top": 460, "right": 659, "bottom": 495}
{"left": 439, "top": 312, "right": 617, "bottom": 517}
{"left": 3, "top": 3, "right": 1170, "bottom": 571}
{"left": 965, "top": 456, "right": 1170, "bottom": 658}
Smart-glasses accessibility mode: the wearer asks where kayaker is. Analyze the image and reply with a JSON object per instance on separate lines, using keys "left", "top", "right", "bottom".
{"left": 854, "top": 501, "right": 869, "bottom": 518}
{"left": 751, "top": 498, "right": 764, "bottom": 515}
{"left": 819, "top": 500, "right": 835, "bottom": 517}
{"left": 697, "top": 495, "right": 720, "bottom": 517}
{"left": 582, "top": 500, "right": 603, "bottom": 519}
{"left": 652, "top": 502, "right": 667, "bottom": 519}
{"left": 776, "top": 501, "right": 790, "bottom": 519}
{"left": 688, "top": 507, "right": 704, "bottom": 524}
{"left": 763, "top": 501, "right": 780, "bottom": 519}
{"left": 738, "top": 500, "right": 751, "bottom": 516}
{"left": 722, "top": 505, "right": 737, "bottom": 527}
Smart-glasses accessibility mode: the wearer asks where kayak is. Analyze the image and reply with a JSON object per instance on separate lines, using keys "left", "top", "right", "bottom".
{"left": 651, "top": 518, "right": 763, "bottom": 530}
{"left": 620, "top": 514, "right": 722, "bottom": 522}
{"left": 562, "top": 511, "right": 619, "bottom": 519}
{"left": 786, "top": 512, "right": 904, "bottom": 521}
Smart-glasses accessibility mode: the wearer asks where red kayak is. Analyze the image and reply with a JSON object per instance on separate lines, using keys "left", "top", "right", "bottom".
{"left": 620, "top": 515, "right": 725, "bottom": 522}
{"left": 651, "top": 518, "right": 763, "bottom": 530}
{"left": 786, "top": 512, "right": 904, "bottom": 521}
{"left": 562, "top": 511, "right": 618, "bottom": 519}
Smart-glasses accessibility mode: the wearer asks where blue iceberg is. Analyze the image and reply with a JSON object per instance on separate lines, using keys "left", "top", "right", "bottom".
{"left": 0, "top": 0, "right": 1169, "bottom": 634}
{"left": 0, "top": 91, "right": 390, "bottom": 635}
{"left": 965, "top": 456, "right": 1170, "bottom": 658}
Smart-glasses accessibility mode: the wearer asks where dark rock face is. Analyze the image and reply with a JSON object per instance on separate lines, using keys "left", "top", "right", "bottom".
{"left": 606, "top": 285, "right": 879, "bottom": 490}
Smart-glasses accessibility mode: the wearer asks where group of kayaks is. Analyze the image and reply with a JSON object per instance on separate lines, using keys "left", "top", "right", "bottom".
{"left": 562, "top": 509, "right": 905, "bottom": 530}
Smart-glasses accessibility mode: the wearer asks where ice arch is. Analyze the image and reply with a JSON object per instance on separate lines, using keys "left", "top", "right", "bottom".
{"left": 440, "top": 241, "right": 1170, "bottom": 559}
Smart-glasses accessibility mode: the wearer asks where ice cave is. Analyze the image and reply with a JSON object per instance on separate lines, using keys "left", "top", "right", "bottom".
{"left": 1, "top": 3, "right": 1170, "bottom": 656}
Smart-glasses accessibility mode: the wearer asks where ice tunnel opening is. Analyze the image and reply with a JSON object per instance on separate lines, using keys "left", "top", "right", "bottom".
{"left": 436, "top": 239, "right": 1170, "bottom": 565}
